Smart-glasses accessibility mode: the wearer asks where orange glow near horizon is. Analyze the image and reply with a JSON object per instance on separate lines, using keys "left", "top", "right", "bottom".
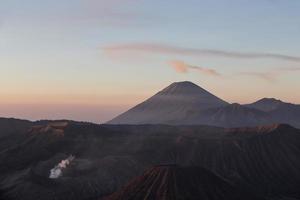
{"left": 1, "top": 80, "right": 299, "bottom": 123}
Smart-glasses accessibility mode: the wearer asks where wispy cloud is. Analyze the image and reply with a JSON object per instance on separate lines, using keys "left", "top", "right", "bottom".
{"left": 104, "top": 43, "right": 300, "bottom": 62}
{"left": 240, "top": 72, "right": 277, "bottom": 82}
{"left": 85, "top": 0, "right": 138, "bottom": 7}
{"left": 240, "top": 66, "right": 300, "bottom": 82}
{"left": 169, "top": 60, "right": 221, "bottom": 77}
{"left": 276, "top": 66, "right": 300, "bottom": 71}
{"left": 82, "top": 0, "right": 151, "bottom": 26}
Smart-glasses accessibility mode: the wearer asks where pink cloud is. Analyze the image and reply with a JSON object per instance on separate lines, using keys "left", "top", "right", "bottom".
{"left": 169, "top": 60, "right": 189, "bottom": 73}
{"left": 169, "top": 60, "right": 221, "bottom": 77}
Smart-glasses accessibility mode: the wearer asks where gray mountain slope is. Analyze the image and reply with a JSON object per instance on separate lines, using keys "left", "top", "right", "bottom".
{"left": 245, "top": 98, "right": 286, "bottom": 112}
{"left": 246, "top": 98, "right": 300, "bottom": 128}
{"left": 183, "top": 103, "right": 272, "bottom": 127}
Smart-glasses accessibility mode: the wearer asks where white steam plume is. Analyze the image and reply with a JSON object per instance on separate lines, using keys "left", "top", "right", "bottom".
{"left": 49, "top": 155, "right": 75, "bottom": 179}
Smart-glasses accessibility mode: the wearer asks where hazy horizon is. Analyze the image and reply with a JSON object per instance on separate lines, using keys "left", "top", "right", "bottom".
{"left": 0, "top": 81, "right": 298, "bottom": 123}
{"left": 1, "top": 0, "right": 300, "bottom": 122}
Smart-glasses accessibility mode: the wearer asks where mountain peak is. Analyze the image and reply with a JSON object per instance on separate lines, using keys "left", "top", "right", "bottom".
{"left": 159, "top": 81, "right": 209, "bottom": 95}
{"left": 246, "top": 98, "right": 285, "bottom": 112}
{"left": 170, "top": 81, "right": 199, "bottom": 87}
{"left": 258, "top": 98, "right": 283, "bottom": 103}
{"left": 108, "top": 82, "right": 228, "bottom": 124}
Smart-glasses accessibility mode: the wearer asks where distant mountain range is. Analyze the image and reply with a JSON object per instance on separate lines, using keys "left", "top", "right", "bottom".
{"left": 108, "top": 81, "right": 300, "bottom": 128}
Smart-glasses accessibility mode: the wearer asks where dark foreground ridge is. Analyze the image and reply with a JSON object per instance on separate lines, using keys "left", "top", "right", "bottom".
{"left": 0, "top": 118, "right": 300, "bottom": 200}
{"left": 104, "top": 165, "right": 264, "bottom": 200}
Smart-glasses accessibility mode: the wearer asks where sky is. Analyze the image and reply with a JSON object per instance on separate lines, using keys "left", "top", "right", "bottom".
{"left": 0, "top": 0, "right": 300, "bottom": 123}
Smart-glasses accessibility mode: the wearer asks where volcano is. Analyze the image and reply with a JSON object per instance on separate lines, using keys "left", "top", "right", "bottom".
{"left": 108, "top": 82, "right": 300, "bottom": 128}
{"left": 108, "top": 81, "right": 228, "bottom": 124}
{"left": 104, "top": 165, "right": 264, "bottom": 200}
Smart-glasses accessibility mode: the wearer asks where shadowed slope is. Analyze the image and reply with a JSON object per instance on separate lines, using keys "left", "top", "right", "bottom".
{"left": 104, "top": 165, "right": 264, "bottom": 200}
{"left": 184, "top": 103, "right": 271, "bottom": 127}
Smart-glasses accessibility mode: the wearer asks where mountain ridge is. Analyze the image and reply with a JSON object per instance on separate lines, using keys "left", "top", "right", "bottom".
{"left": 107, "top": 81, "right": 300, "bottom": 128}
{"left": 0, "top": 118, "right": 299, "bottom": 200}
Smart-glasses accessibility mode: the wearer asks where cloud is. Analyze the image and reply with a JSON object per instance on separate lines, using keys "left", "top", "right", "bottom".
{"left": 82, "top": 0, "right": 151, "bottom": 26}
{"left": 104, "top": 43, "right": 300, "bottom": 62}
{"left": 240, "top": 66, "right": 300, "bottom": 82}
{"left": 276, "top": 66, "right": 300, "bottom": 71}
{"left": 172, "top": 64, "right": 300, "bottom": 82}
{"left": 169, "top": 60, "right": 221, "bottom": 77}
{"left": 169, "top": 60, "right": 189, "bottom": 73}
{"left": 85, "top": 0, "right": 138, "bottom": 7}
{"left": 240, "top": 72, "right": 277, "bottom": 82}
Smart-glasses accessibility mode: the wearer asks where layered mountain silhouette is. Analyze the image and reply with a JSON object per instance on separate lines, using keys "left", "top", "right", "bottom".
{"left": 0, "top": 82, "right": 299, "bottom": 200}
{"left": 108, "top": 81, "right": 300, "bottom": 128}
{"left": 104, "top": 165, "right": 264, "bottom": 200}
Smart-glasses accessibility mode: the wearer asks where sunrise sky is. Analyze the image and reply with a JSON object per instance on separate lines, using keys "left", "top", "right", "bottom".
{"left": 1, "top": 0, "right": 300, "bottom": 123}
